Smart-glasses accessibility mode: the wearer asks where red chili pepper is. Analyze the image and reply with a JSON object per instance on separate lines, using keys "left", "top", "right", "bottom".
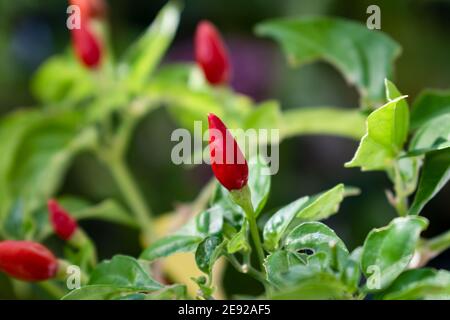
{"left": 71, "top": 24, "right": 102, "bottom": 69}
{"left": 0, "top": 241, "right": 58, "bottom": 282}
{"left": 195, "top": 20, "right": 231, "bottom": 85}
{"left": 48, "top": 199, "right": 78, "bottom": 241}
{"left": 208, "top": 113, "right": 248, "bottom": 191}
{"left": 70, "top": 0, "right": 107, "bottom": 20}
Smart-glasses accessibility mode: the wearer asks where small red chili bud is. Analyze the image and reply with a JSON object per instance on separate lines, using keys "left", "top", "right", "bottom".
{"left": 0, "top": 241, "right": 58, "bottom": 282}
{"left": 71, "top": 24, "right": 102, "bottom": 69}
{"left": 48, "top": 199, "right": 78, "bottom": 241}
{"left": 208, "top": 113, "right": 248, "bottom": 191}
{"left": 195, "top": 20, "right": 231, "bottom": 85}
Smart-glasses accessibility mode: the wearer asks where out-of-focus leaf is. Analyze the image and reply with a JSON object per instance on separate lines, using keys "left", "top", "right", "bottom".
{"left": 410, "top": 89, "right": 450, "bottom": 129}
{"left": 195, "top": 236, "right": 224, "bottom": 274}
{"left": 3, "top": 111, "right": 95, "bottom": 218}
{"left": 31, "top": 55, "right": 95, "bottom": 105}
{"left": 409, "top": 148, "right": 450, "bottom": 215}
{"left": 281, "top": 107, "right": 366, "bottom": 140}
{"left": 361, "top": 216, "right": 428, "bottom": 291}
{"left": 140, "top": 235, "right": 202, "bottom": 261}
{"left": 118, "top": 1, "right": 181, "bottom": 90}
{"left": 145, "top": 284, "right": 188, "bottom": 300}
{"left": 345, "top": 96, "right": 408, "bottom": 171}
{"left": 375, "top": 268, "right": 450, "bottom": 300}
{"left": 89, "top": 255, "right": 163, "bottom": 291}
{"left": 255, "top": 17, "right": 401, "bottom": 108}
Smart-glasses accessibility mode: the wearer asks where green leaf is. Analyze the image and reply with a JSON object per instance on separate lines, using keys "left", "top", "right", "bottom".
{"left": 269, "top": 266, "right": 353, "bottom": 299}
{"left": 411, "top": 89, "right": 450, "bottom": 129}
{"left": 385, "top": 79, "right": 409, "bottom": 148}
{"left": 177, "top": 206, "right": 224, "bottom": 237}
{"left": 62, "top": 285, "right": 135, "bottom": 300}
{"left": 145, "top": 284, "right": 188, "bottom": 300}
{"left": 195, "top": 236, "right": 224, "bottom": 274}
{"left": 119, "top": 1, "right": 181, "bottom": 90}
{"left": 345, "top": 96, "right": 409, "bottom": 171}
{"left": 409, "top": 147, "right": 450, "bottom": 215}
{"left": 227, "top": 221, "right": 250, "bottom": 254}
{"left": 31, "top": 54, "right": 95, "bottom": 104}
{"left": 284, "top": 222, "right": 349, "bottom": 270}
{"left": 4, "top": 111, "right": 94, "bottom": 217}
{"left": 263, "top": 184, "right": 353, "bottom": 251}
{"left": 409, "top": 114, "right": 450, "bottom": 154}
{"left": 256, "top": 17, "right": 401, "bottom": 108}
{"left": 265, "top": 250, "right": 305, "bottom": 287}
{"left": 361, "top": 216, "right": 428, "bottom": 291}
{"left": 89, "top": 255, "right": 163, "bottom": 291}
{"left": 248, "top": 155, "right": 271, "bottom": 216}
{"left": 243, "top": 101, "right": 282, "bottom": 133}
{"left": 281, "top": 107, "right": 366, "bottom": 140}
{"left": 375, "top": 268, "right": 450, "bottom": 300}
{"left": 140, "top": 235, "right": 202, "bottom": 261}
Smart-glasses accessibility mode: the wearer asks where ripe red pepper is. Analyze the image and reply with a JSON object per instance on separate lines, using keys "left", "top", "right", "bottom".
{"left": 0, "top": 241, "right": 58, "bottom": 282}
{"left": 48, "top": 199, "right": 78, "bottom": 241}
{"left": 71, "top": 24, "right": 102, "bottom": 69}
{"left": 195, "top": 20, "right": 231, "bottom": 85}
{"left": 208, "top": 113, "right": 248, "bottom": 191}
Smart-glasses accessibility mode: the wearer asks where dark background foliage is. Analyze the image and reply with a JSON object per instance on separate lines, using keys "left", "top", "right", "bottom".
{"left": 0, "top": 0, "right": 449, "bottom": 297}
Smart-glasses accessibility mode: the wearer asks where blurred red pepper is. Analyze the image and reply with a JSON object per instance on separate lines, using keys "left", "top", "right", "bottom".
{"left": 0, "top": 241, "right": 58, "bottom": 282}
{"left": 208, "top": 113, "right": 248, "bottom": 191}
{"left": 69, "top": 0, "right": 103, "bottom": 69}
{"left": 195, "top": 20, "right": 231, "bottom": 85}
{"left": 48, "top": 199, "right": 78, "bottom": 241}
{"left": 70, "top": 0, "right": 107, "bottom": 20}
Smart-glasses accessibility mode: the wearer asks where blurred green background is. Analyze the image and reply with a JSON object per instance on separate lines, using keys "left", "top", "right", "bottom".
{"left": 0, "top": 0, "right": 449, "bottom": 297}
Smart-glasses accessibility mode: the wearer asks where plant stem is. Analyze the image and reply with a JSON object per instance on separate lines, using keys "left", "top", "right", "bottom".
{"left": 225, "top": 254, "right": 266, "bottom": 284}
{"left": 391, "top": 162, "right": 409, "bottom": 216}
{"left": 415, "top": 229, "right": 450, "bottom": 267}
{"left": 38, "top": 281, "right": 65, "bottom": 299}
{"left": 230, "top": 186, "right": 266, "bottom": 274}
{"left": 109, "top": 158, "right": 154, "bottom": 245}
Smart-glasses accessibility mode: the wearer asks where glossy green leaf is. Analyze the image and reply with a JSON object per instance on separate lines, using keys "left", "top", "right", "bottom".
{"left": 256, "top": 17, "right": 401, "bottom": 108}
{"left": 263, "top": 196, "right": 310, "bottom": 252}
{"left": 265, "top": 250, "right": 305, "bottom": 287}
{"left": 263, "top": 184, "right": 353, "bottom": 251}
{"left": 361, "top": 216, "right": 428, "bottom": 291}
{"left": 375, "top": 268, "right": 450, "bottom": 300}
{"left": 145, "top": 284, "right": 188, "bottom": 300}
{"left": 281, "top": 107, "right": 366, "bottom": 140}
{"left": 140, "top": 234, "right": 202, "bottom": 261}
{"left": 119, "top": 1, "right": 181, "bottom": 90}
{"left": 177, "top": 206, "right": 224, "bottom": 237}
{"left": 345, "top": 96, "right": 409, "bottom": 171}
{"left": 409, "top": 147, "right": 450, "bottom": 215}
{"left": 195, "top": 236, "right": 224, "bottom": 274}
{"left": 410, "top": 89, "right": 450, "bottom": 129}
{"left": 284, "top": 222, "right": 349, "bottom": 270}
{"left": 89, "top": 255, "right": 163, "bottom": 291}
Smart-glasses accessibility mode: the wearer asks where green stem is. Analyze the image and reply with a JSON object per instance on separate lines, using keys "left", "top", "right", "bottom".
{"left": 230, "top": 186, "right": 266, "bottom": 274}
{"left": 38, "top": 281, "right": 65, "bottom": 299}
{"left": 391, "top": 162, "right": 409, "bottom": 216}
{"left": 109, "top": 158, "right": 154, "bottom": 245}
{"left": 225, "top": 254, "right": 266, "bottom": 284}
{"left": 424, "top": 229, "right": 450, "bottom": 256}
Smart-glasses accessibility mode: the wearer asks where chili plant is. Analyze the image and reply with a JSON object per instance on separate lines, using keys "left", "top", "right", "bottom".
{"left": 0, "top": 0, "right": 449, "bottom": 300}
